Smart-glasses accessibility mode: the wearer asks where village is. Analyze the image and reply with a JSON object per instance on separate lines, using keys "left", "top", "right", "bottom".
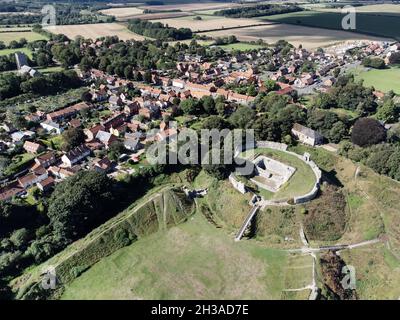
{"left": 1, "top": 38, "right": 399, "bottom": 202}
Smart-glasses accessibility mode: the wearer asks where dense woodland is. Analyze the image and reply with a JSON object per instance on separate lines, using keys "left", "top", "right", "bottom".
{"left": 214, "top": 4, "right": 303, "bottom": 18}
{"left": 127, "top": 19, "right": 192, "bottom": 41}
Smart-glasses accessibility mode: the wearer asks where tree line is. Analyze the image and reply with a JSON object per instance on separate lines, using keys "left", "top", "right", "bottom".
{"left": 214, "top": 4, "right": 303, "bottom": 18}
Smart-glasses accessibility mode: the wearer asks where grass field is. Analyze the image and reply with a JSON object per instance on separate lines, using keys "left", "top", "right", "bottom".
{"left": 195, "top": 172, "right": 253, "bottom": 229}
{"left": 0, "top": 27, "right": 32, "bottom": 32}
{"left": 201, "top": 23, "right": 388, "bottom": 49}
{"left": 262, "top": 11, "right": 400, "bottom": 40}
{"left": 36, "top": 66, "right": 64, "bottom": 75}
{"left": 0, "top": 31, "right": 47, "bottom": 45}
{"left": 351, "top": 65, "right": 400, "bottom": 94}
{"left": 339, "top": 243, "right": 400, "bottom": 299}
{"left": 217, "top": 42, "right": 264, "bottom": 51}
{"left": 61, "top": 213, "right": 289, "bottom": 300}
{"left": 44, "top": 23, "right": 146, "bottom": 41}
{"left": 0, "top": 47, "right": 33, "bottom": 58}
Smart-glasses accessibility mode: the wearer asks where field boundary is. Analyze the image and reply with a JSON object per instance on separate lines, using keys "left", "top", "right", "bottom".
{"left": 195, "top": 22, "right": 278, "bottom": 34}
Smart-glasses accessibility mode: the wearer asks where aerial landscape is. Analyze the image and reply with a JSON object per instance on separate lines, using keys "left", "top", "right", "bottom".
{"left": 1, "top": 0, "right": 400, "bottom": 305}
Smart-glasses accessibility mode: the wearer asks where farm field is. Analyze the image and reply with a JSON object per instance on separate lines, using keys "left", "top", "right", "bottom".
{"left": 99, "top": 7, "right": 143, "bottom": 19}
{"left": 151, "top": 15, "right": 269, "bottom": 32}
{"left": 99, "top": 7, "right": 193, "bottom": 21}
{"left": 0, "top": 31, "right": 47, "bottom": 45}
{"left": 317, "top": 3, "right": 400, "bottom": 16}
{"left": 139, "top": 2, "right": 242, "bottom": 12}
{"left": 44, "top": 23, "right": 146, "bottom": 41}
{"left": 0, "top": 47, "right": 33, "bottom": 59}
{"left": 351, "top": 65, "right": 400, "bottom": 94}
{"left": 201, "top": 23, "right": 389, "bottom": 49}
{"left": 261, "top": 11, "right": 400, "bottom": 40}
{"left": 61, "top": 213, "right": 289, "bottom": 300}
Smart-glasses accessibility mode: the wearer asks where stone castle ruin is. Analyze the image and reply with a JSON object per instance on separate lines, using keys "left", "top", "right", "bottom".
{"left": 251, "top": 156, "right": 296, "bottom": 193}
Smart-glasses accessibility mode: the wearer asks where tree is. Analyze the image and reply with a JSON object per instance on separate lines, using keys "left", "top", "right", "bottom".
{"left": 376, "top": 100, "right": 400, "bottom": 123}
{"left": 216, "top": 102, "right": 226, "bottom": 116}
{"left": 124, "top": 65, "right": 133, "bottom": 79}
{"left": 351, "top": 118, "right": 386, "bottom": 147}
{"left": 202, "top": 115, "right": 229, "bottom": 130}
{"left": 387, "top": 148, "right": 400, "bottom": 180}
{"left": 252, "top": 115, "right": 282, "bottom": 141}
{"left": 81, "top": 91, "right": 93, "bottom": 102}
{"left": 9, "top": 228, "right": 30, "bottom": 249}
{"left": 313, "top": 92, "right": 334, "bottom": 109}
{"left": 143, "top": 70, "right": 152, "bottom": 83}
{"left": 47, "top": 171, "right": 114, "bottom": 241}
{"left": 108, "top": 141, "right": 126, "bottom": 161}
{"left": 228, "top": 105, "right": 255, "bottom": 129}
{"left": 35, "top": 52, "right": 52, "bottom": 67}
{"left": 180, "top": 98, "right": 198, "bottom": 115}
{"left": 200, "top": 96, "right": 216, "bottom": 115}
{"left": 246, "top": 84, "right": 257, "bottom": 97}
{"left": 61, "top": 127, "right": 85, "bottom": 151}
{"left": 362, "top": 57, "right": 386, "bottom": 69}
{"left": 264, "top": 79, "right": 278, "bottom": 92}
{"left": 79, "top": 56, "right": 92, "bottom": 72}
{"left": 329, "top": 121, "right": 348, "bottom": 143}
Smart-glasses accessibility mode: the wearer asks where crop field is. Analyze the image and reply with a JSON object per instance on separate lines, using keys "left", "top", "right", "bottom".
{"left": 44, "top": 23, "right": 146, "bottom": 41}
{"left": 202, "top": 23, "right": 390, "bottom": 49}
{"left": 151, "top": 15, "right": 269, "bottom": 32}
{"left": 139, "top": 2, "right": 242, "bottom": 12}
{"left": 135, "top": 11, "right": 194, "bottom": 20}
{"left": 0, "top": 31, "right": 47, "bottom": 45}
{"left": 61, "top": 213, "right": 289, "bottom": 300}
{"left": 351, "top": 65, "right": 400, "bottom": 94}
{"left": 261, "top": 11, "right": 400, "bottom": 40}
{"left": 99, "top": 7, "right": 144, "bottom": 19}
{"left": 100, "top": 7, "right": 193, "bottom": 21}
